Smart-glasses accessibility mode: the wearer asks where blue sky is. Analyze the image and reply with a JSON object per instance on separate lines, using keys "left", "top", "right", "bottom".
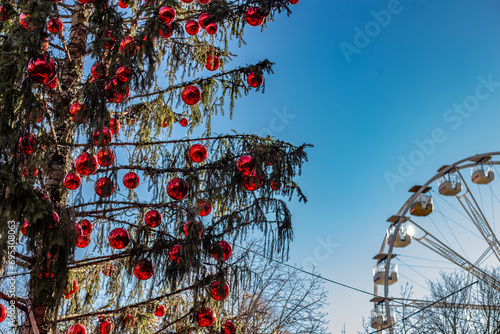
{"left": 212, "top": 1, "right": 500, "bottom": 332}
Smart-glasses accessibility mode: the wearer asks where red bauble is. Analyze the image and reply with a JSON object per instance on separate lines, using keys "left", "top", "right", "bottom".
{"left": 68, "top": 324, "right": 87, "bottom": 334}
{"left": 181, "top": 85, "right": 201, "bottom": 105}
{"left": 27, "top": 55, "right": 57, "bottom": 84}
{"left": 119, "top": 36, "right": 136, "bottom": 55}
{"left": 213, "top": 240, "right": 232, "bottom": 261}
{"left": 189, "top": 144, "right": 208, "bottom": 163}
{"left": 19, "top": 13, "right": 32, "bottom": 30}
{"left": 196, "top": 199, "right": 212, "bottom": 216}
{"left": 109, "top": 118, "right": 121, "bottom": 135}
{"left": 103, "top": 30, "right": 115, "bottom": 49}
{"left": 105, "top": 78, "right": 130, "bottom": 103}
{"left": 95, "top": 177, "right": 115, "bottom": 197}
{"left": 144, "top": 210, "right": 162, "bottom": 227}
{"left": 0, "top": 6, "right": 10, "bottom": 21}
{"left": 247, "top": 72, "right": 264, "bottom": 87}
{"left": 242, "top": 172, "right": 263, "bottom": 191}
{"left": 118, "top": 0, "right": 128, "bottom": 8}
{"left": 97, "top": 148, "right": 115, "bottom": 167}
{"left": 93, "top": 127, "right": 112, "bottom": 146}
{"left": 47, "top": 18, "right": 63, "bottom": 34}
{"left": 64, "top": 278, "right": 78, "bottom": 298}
{"left": 133, "top": 259, "right": 154, "bottom": 280}
{"left": 169, "top": 245, "right": 182, "bottom": 262}
{"left": 116, "top": 66, "right": 133, "bottom": 83}
{"left": 205, "top": 54, "right": 220, "bottom": 71}
{"left": 183, "top": 220, "right": 203, "bottom": 237}
{"left": 102, "top": 263, "right": 116, "bottom": 276}
{"left": 99, "top": 321, "right": 113, "bottom": 334}
{"left": 0, "top": 304, "right": 6, "bottom": 323}
{"left": 205, "top": 23, "right": 218, "bottom": 35}
{"left": 198, "top": 13, "right": 210, "bottom": 29}
{"left": 159, "top": 6, "right": 176, "bottom": 24}
{"left": 246, "top": 7, "right": 265, "bottom": 26}
{"left": 289, "top": 0, "right": 299, "bottom": 3}
{"left": 76, "top": 235, "right": 91, "bottom": 248}
{"left": 211, "top": 281, "right": 229, "bottom": 301}
{"left": 53, "top": 211, "right": 60, "bottom": 223}
{"left": 80, "top": 219, "right": 93, "bottom": 236}
{"left": 18, "top": 134, "right": 36, "bottom": 155}
{"left": 179, "top": 118, "right": 189, "bottom": 127}
{"left": 236, "top": 155, "right": 255, "bottom": 175}
{"left": 108, "top": 228, "right": 130, "bottom": 249}
{"left": 185, "top": 20, "right": 200, "bottom": 35}
{"left": 196, "top": 307, "right": 216, "bottom": 327}
{"left": 64, "top": 172, "right": 82, "bottom": 190}
{"left": 75, "top": 152, "right": 99, "bottom": 176}
{"left": 69, "top": 102, "right": 86, "bottom": 123}
{"left": 159, "top": 23, "right": 174, "bottom": 38}
{"left": 270, "top": 180, "right": 281, "bottom": 191}
{"left": 123, "top": 172, "right": 140, "bottom": 189}
{"left": 198, "top": 0, "right": 210, "bottom": 3}
{"left": 167, "top": 177, "right": 189, "bottom": 200}
{"left": 223, "top": 320, "right": 237, "bottom": 334}
{"left": 154, "top": 305, "right": 166, "bottom": 317}
{"left": 21, "top": 220, "right": 29, "bottom": 236}
{"left": 91, "top": 62, "right": 107, "bottom": 80}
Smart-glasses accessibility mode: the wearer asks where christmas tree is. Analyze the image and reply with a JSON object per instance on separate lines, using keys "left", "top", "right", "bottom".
{"left": 0, "top": 0, "right": 311, "bottom": 333}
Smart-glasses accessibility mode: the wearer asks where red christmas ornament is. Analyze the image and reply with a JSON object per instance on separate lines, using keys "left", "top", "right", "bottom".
{"left": 246, "top": 7, "right": 265, "bottom": 26}
{"left": 93, "top": 127, "right": 112, "bottom": 146}
{"left": 205, "top": 54, "right": 220, "bottom": 71}
{"left": 211, "top": 281, "right": 229, "bottom": 301}
{"left": 95, "top": 177, "right": 115, "bottom": 197}
{"left": 205, "top": 23, "right": 218, "bottom": 35}
{"left": 99, "top": 321, "right": 113, "bottom": 334}
{"left": 247, "top": 72, "right": 263, "bottom": 87}
{"left": 80, "top": 219, "right": 93, "bottom": 236}
{"left": 108, "top": 228, "right": 130, "bottom": 249}
{"left": 76, "top": 235, "right": 91, "bottom": 248}
{"left": 123, "top": 172, "right": 140, "bottom": 189}
{"left": 181, "top": 85, "right": 201, "bottom": 105}
{"left": 103, "top": 30, "right": 115, "bottom": 49}
{"left": 134, "top": 259, "right": 154, "bottom": 280}
{"left": 102, "top": 263, "right": 116, "bottom": 276}
{"left": 159, "top": 23, "right": 174, "bottom": 38}
{"left": 242, "top": 172, "right": 264, "bottom": 191}
{"left": 68, "top": 324, "right": 87, "bottom": 334}
{"left": 167, "top": 177, "right": 189, "bottom": 200}
{"left": 189, "top": 144, "right": 208, "bottom": 163}
{"left": 19, "top": 134, "right": 36, "bottom": 155}
{"left": 236, "top": 155, "right": 255, "bottom": 175}
{"left": 91, "top": 62, "right": 107, "bottom": 80}
{"left": 270, "top": 180, "right": 281, "bottom": 191}
{"left": 185, "top": 20, "right": 200, "bottom": 35}
{"left": 19, "top": 13, "right": 33, "bottom": 30}
{"left": 109, "top": 118, "right": 121, "bottom": 135}
{"left": 196, "top": 307, "right": 216, "bottom": 327}
{"left": 183, "top": 220, "right": 203, "bottom": 237}
{"left": 69, "top": 102, "right": 86, "bottom": 123}
{"left": 116, "top": 66, "right": 133, "bottom": 83}
{"left": 154, "top": 305, "right": 166, "bottom": 317}
{"left": 159, "top": 6, "right": 176, "bottom": 24}
{"left": 104, "top": 78, "right": 130, "bottom": 103}
{"left": 223, "top": 320, "right": 237, "bottom": 334}
{"left": 144, "top": 210, "right": 162, "bottom": 228}
{"left": 53, "top": 211, "right": 60, "bottom": 223}
{"left": 119, "top": 36, "right": 136, "bottom": 55}
{"left": 118, "top": 0, "right": 128, "bottom": 8}
{"left": 169, "top": 245, "right": 182, "bottom": 262}
{"left": 47, "top": 18, "right": 63, "bottom": 34}
{"left": 0, "top": 6, "right": 10, "bottom": 21}
{"left": 195, "top": 199, "right": 212, "bottom": 216}
{"left": 213, "top": 240, "right": 232, "bottom": 261}
{"left": 97, "top": 148, "right": 115, "bottom": 167}
{"left": 289, "top": 0, "right": 299, "bottom": 3}
{"left": 0, "top": 304, "right": 6, "bottom": 323}
{"left": 75, "top": 152, "right": 99, "bottom": 176}
{"left": 64, "top": 172, "right": 82, "bottom": 190}
{"left": 161, "top": 117, "right": 169, "bottom": 127}
{"left": 64, "top": 278, "right": 78, "bottom": 298}
{"left": 198, "top": 0, "right": 210, "bottom": 3}
{"left": 198, "top": 13, "right": 210, "bottom": 29}
{"left": 179, "top": 118, "right": 189, "bottom": 127}
{"left": 27, "top": 55, "right": 57, "bottom": 84}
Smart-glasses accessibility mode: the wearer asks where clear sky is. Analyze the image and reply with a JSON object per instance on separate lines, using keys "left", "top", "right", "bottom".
{"left": 212, "top": 1, "right": 500, "bottom": 332}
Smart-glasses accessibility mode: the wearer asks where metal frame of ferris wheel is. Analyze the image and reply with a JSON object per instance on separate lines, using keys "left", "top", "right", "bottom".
{"left": 373, "top": 152, "right": 500, "bottom": 334}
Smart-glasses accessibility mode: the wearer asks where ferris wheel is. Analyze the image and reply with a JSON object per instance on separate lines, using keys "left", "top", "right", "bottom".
{"left": 370, "top": 152, "right": 500, "bottom": 333}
